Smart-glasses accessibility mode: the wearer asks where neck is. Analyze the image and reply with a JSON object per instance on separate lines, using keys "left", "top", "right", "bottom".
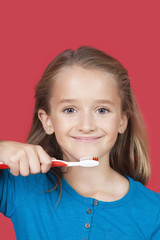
{"left": 62, "top": 155, "right": 123, "bottom": 196}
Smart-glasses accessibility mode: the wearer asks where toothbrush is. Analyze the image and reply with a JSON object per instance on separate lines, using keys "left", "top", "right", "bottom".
{"left": 51, "top": 157, "right": 99, "bottom": 167}
{"left": 0, "top": 157, "right": 99, "bottom": 169}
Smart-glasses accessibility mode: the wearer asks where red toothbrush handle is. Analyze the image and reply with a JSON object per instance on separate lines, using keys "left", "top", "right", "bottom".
{"left": 51, "top": 161, "right": 68, "bottom": 167}
{"left": 0, "top": 163, "right": 10, "bottom": 169}
{"left": 0, "top": 161, "right": 68, "bottom": 169}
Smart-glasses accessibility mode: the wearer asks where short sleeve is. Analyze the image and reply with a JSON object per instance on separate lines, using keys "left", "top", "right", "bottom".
{"left": 0, "top": 169, "right": 41, "bottom": 217}
{"left": 152, "top": 209, "right": 160, "bottom": 239}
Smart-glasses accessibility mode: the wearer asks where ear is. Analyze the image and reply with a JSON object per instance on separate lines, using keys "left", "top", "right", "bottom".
{"left": 38, "top": 109, "right": 54, "bottom": 135}
{"left": 118, "top": 113, "right": 128, "bottom": 134}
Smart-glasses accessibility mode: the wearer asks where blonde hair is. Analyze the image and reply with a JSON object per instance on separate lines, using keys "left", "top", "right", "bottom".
{"left": 27, "top": 46, "right": 151, "bottom": 193}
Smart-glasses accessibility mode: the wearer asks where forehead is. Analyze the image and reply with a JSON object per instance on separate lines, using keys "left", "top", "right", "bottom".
{"left": 50, "top": 66, "right": 121, "bottom": 103}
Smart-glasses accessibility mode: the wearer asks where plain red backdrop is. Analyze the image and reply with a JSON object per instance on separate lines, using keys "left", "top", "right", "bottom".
{"left": 0, "top": 0, "right": 160, "bottom": 239}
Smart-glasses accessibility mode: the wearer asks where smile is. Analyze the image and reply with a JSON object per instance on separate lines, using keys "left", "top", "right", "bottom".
{"left": 71, "top": 136, "right": 102, "bottom": 143}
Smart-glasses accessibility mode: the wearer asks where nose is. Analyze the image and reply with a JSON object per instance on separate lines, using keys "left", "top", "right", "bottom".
{"left": 78, "top": 112, "right": 96, "bottom": 132}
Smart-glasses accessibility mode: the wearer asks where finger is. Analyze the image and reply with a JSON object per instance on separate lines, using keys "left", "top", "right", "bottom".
{"left": 8, "top": 148, "right": 27, "bottom": 176}
{"left": 26, "top": 145, "right": 41, "bottom": 175}
{"left": 9, "top": 157, "right": 20, "bottom": 176}
{"left": 19, "top": 157, "right": 30, "bottom": 176}
{"left": 36, "top": 146, "right": 52, "bottom": 173}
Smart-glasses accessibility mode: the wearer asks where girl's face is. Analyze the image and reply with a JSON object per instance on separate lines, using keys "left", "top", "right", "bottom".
{"left": 39, "top": 66, "right": 128, "bottom": 161}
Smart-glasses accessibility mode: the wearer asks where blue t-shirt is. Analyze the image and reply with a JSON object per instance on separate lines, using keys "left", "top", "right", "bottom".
{"left": 0, "top": 169, "right": 160, "bottom": 240}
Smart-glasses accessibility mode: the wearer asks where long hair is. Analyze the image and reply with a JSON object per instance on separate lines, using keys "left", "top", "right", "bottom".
{"left": 27, "top": 46, "right": 151, "bottom": 192}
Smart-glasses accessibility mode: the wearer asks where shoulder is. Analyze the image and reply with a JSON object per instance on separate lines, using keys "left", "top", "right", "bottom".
{"left": 127, "top": 177, "right": 160, "bottom": 239}
{"left": 129, "top": 176, "right": 160, "bottom": 208}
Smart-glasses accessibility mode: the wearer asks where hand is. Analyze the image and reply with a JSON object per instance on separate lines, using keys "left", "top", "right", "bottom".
{"left": 0, "top": 141, "right": 53, "bottom": 176}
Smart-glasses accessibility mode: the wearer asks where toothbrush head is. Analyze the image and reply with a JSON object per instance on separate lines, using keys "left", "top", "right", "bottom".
{"left": 79, "top": 157, "right": 99, "bottom": 167}
{"left": 80, "top": 160, "right": 99, "bottom": 167}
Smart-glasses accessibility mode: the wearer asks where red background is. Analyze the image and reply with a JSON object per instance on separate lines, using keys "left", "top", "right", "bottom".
{"left": 0, "top": 0, "right": 160, "bottom": 239}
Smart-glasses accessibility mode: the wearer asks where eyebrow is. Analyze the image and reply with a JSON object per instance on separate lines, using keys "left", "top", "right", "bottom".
{"left": 59, "top": 98, "right": 115, "bottom": 105}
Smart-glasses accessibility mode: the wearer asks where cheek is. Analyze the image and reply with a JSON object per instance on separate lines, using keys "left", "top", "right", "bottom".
{"left": 52, "top": 117, "right": 72, "bottom": 140}
{"left": 100, "top": 116, "right": 120, "bottom": 133}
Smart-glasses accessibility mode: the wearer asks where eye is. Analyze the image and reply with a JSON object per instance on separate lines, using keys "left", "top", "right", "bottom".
{"left": 96, "top": 108, "right": 109, "bottom": 114}
{"left": 63, "top": 108, "right": 76, "bottom": 114}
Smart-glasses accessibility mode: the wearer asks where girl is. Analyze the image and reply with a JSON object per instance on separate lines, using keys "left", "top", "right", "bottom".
{"left": 0, "top": 46, "right": 160, "bottom": 240}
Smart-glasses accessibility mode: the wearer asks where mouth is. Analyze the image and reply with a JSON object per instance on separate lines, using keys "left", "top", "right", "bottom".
{"left": 71, "top": 136, "right": 102, "bottom": 143}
